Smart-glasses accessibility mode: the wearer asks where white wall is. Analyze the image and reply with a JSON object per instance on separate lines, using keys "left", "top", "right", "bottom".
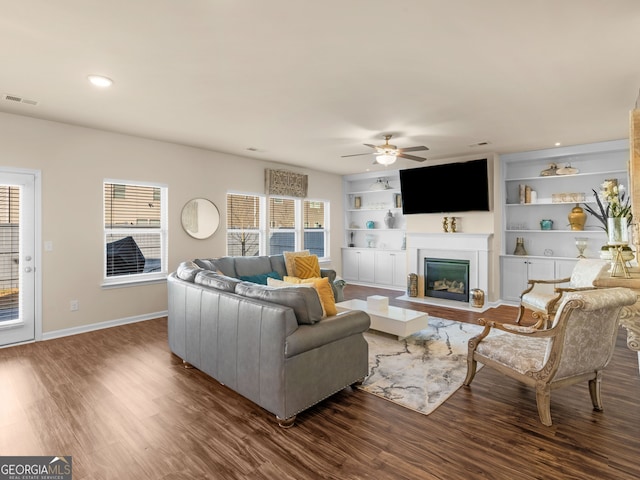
{"left": 0, "top": 112, "right": 344, "bottom": 334}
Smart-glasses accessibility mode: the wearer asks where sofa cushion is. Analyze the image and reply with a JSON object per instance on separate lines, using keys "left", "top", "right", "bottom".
{"left": 280, "top": 276, "right": 337, "bottom": 317}
{"left": 194, "top": 270, "right": 241, "bottom": 292}
{"left": 194, "top": 257, "right": 237, "bottom": 277}
{"left": 283, "top": 250, "right": 310, "bottom": 277}
{"left": 269, "top": 254, "right": 288, "bottom": 279}
{"left": 239, "top": 271, "right": 282, "bottom": 285}
{"left": 176, "top": 261, "right": 203, "bottom": 282}
{"left": 267, "top": 277, "right": 311, "bottom": 288}
{"left": 294, "top": 255, "right": 321, "bottom": 279}
{"left": 235, "top": 282, "right": 324, "bottom": 325}
{"left": 234, "top": 255, "right": 273, "bottom": 278}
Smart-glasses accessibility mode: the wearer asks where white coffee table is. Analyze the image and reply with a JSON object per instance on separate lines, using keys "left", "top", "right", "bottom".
{"left": 336, "top": 298, "right": 429, "bottom": 339}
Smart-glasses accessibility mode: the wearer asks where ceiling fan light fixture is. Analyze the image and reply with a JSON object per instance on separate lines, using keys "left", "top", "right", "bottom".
{"left": 88, "top": 75, "right": 114, "bottom": 88}
{"left": 376, "top": 153, "right": 397, "bottom": 166}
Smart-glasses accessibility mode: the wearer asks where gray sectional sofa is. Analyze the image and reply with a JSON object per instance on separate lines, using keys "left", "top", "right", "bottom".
{"left": 167, "top": 255, "right": 370, "bottom": 427}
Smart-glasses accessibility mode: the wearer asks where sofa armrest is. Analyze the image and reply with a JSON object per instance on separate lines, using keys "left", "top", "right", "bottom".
{"left": 285, "top": 310, "right": 370, "bottom": 357}
{"left": 320, "top": 268, "right": 339, "bottom": 299}
{"left": 320, "top": 268, "right": 336, "bottom": 283}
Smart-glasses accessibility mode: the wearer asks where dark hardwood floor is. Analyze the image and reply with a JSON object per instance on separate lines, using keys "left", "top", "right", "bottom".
{"left": 1, "top": 285, "right": 639, "bottom": 479}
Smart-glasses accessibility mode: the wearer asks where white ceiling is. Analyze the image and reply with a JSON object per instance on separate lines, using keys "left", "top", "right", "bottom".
{"left": 1, "top": 0, "right": 639, "bottom": 175}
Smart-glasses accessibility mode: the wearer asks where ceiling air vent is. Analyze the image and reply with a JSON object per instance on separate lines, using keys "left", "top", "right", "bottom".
{"left": 3, "top": 94, "right": 39, "bottom": 106}
{"left": 469, "top": 141, "right": 491, "bottom": 148}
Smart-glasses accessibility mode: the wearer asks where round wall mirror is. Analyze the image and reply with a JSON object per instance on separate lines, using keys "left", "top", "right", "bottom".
{"left": 181, "top": 198, "right": 220, "bottom": 239}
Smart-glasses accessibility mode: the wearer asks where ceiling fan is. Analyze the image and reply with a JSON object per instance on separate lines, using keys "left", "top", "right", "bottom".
{"left": 341, "top": 134, "right": 429, "bottom": 165}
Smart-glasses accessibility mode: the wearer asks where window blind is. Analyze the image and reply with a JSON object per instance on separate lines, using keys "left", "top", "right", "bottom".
{"left": 227, "top": 194, "right": 261, "bottom": 256}
{"left": 104, "top": 182, "right": 166, "bottom": 279}
{"left": 0, "top": 186, "right": 20, "bottom": 321}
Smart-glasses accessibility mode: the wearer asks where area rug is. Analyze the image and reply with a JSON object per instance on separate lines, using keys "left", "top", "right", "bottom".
{"left": 358, "top": 317, "right": 492, "bottom": 415}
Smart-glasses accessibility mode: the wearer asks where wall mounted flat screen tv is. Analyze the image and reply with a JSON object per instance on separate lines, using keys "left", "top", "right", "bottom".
{"left": 399, "top": 158, "right": 490, "bottom": 214}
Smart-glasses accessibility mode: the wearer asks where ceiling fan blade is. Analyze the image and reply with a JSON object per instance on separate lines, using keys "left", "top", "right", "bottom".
{"left": 399, "top": 146, "right": 429, "bottom": 153}
{"left": 363, "top": 143, "right": 377, "bottom": 149}
{"left": 398, "top": 152, "right": 427, "bottom": 162}
{"left": 341, "top": 152, "right": 375, "bottom": 158}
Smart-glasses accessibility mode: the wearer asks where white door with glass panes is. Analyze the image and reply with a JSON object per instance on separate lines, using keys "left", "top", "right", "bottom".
{"left": 0, "top": 171, "right": 37, "bottom": 347}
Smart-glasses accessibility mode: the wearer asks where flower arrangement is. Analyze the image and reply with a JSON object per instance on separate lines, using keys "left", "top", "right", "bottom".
{"left": 582, "top": 179, "right": 633, "bottom": 232}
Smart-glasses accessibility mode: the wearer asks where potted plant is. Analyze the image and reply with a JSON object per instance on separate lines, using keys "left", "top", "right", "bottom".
{"left": 582, "top": 180, "right": 633, "bottom": 261}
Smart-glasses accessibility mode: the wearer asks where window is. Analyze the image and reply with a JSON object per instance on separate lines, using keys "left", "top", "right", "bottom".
{"left": 226, "top": 192, "right": 329, "bottom": 259}
{"left": 103, "top": 180, "right": 167, "bottom": 285}
{"left": 227, "top": 193, "right": 262, "bottom": 256}
{"left": 268, "top": 196, "right": 296, "bottom": 255}
{"left": 303, "top": 199, "right": 328, "bottom": 258}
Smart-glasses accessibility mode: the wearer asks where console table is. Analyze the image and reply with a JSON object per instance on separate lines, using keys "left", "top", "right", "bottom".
{"left": 593, "top": 267, "right": 640, "bottom": 373}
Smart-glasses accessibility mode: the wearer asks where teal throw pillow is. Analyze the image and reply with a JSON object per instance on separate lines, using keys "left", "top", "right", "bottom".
{"left": 239, "top": 271, "right": 282, "bottom": 285}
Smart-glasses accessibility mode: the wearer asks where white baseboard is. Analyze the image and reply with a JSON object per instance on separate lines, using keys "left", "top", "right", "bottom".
{"left": 41, "top": 310, "right": 168, "bottom": 341}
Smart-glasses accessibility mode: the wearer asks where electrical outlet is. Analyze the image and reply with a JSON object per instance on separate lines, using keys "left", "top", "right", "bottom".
{"left": 70, "top": 300, "right": 79, "bottom": 311}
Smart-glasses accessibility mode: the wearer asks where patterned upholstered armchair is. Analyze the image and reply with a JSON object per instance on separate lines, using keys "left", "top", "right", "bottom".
{"left": 516, "top": 258, "right": 609, "bottom": 328}
{"left": 464, "top": 287, "right": 637, "bottom": 426}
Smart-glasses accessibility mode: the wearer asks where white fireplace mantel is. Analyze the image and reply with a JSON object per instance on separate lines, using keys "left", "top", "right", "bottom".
{"left": 406, "top": 232, "right": 493, "bottom": 306}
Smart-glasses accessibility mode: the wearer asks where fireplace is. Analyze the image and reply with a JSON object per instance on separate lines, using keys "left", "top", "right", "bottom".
{"left": 424, "top": 258, "right": 470, "bottom": 302}
{"left": 404, "top": 232, "right": 492, "bottom": 311}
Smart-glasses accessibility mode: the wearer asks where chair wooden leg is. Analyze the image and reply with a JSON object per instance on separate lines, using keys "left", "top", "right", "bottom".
{"left": 589, "top": 371, "right": 604, "bottom": 411}
{"left": 535, "top": 383, "right": 553, "bottom": 426}
{"left": 463, "top": 356, "right": 477, "bottom": 386}
{"left": 515, "top": 305, "right": 525, "bottom": 324}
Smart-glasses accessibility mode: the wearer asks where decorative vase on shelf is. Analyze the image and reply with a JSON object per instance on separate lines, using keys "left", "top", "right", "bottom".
{"left": 540, "top": 219, "right": 553, "bottom": 230}
{"left": 370, "top": 178, "right": 391, "bottom": 191}
{"left": 513, "top": 237, "right": 527, "bottom": 256}
{"left": 384, "top": 210, "right": 394, "bottom": 228}
{"left": 607, "top": 217, "right": 629, "bottom": 245}
{"left": 365, "top": 234, "right": 375, "bottom": 248}
{"left": 568, "top": 204, "right": 587, "bottom": 231}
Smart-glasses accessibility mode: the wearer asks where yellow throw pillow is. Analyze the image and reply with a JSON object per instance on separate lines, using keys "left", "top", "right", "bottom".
{"left": 307, "top": 277, "right": 337, "bottom": 317}
{"left": 283, "top": 250, "right": 310, "bottom": 277}
{"left": 294, "top": 255, "right": 321, "bottom": 279}
{"left": 283, "top": 276, "right": 336, "bottom": 317}
{"left": 266, "top": 277, "right": 290, "bottom": 287}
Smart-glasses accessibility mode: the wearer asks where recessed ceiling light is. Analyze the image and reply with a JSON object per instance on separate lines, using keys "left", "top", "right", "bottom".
{"left": 88, "top": 75, "right": 113, "bottom": 88}
{"left": 555, "top": 142, "right": 562, "bottom": 146}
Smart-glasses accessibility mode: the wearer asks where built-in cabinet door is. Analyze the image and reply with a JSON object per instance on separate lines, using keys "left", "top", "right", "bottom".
{"left": 501, "top": 257, "right": 529, "bottom": 301}
{"left": 374, "top": 251, "right": 407, "bottom": 287}
{"left": 374, "top": 251, "right": 394, "bottom": 286}
{"left": 358, "top": 250, "right": 375, "bottom": 283}
{"left": 392, "top": 252, "right": 407, "bottom": 288}
{"left": 342, "top": 249, "right": 360, "bottom": 282}
{"left": 501, "top": 256, "right": 555, "bottom": 302}
{"left": 527, "top": 259, "right": 556, "bottom": 282}
{"left": 342, "top": 249, "right": 375, "bottom": 283}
